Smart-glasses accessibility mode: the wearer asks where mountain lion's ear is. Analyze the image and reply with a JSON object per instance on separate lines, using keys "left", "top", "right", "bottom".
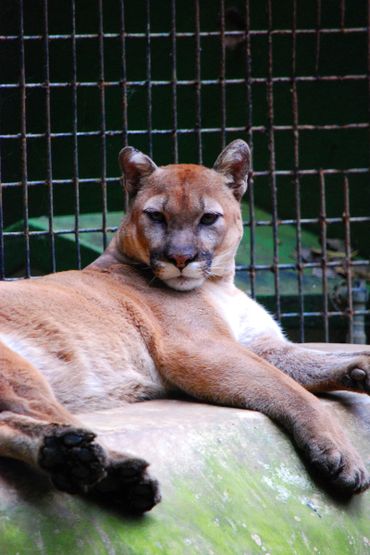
{"left": 213, "top": 140, "right": 252, "bottom": 201}
{"left": 119, "top": 146, "right": 157, "bottom": 196}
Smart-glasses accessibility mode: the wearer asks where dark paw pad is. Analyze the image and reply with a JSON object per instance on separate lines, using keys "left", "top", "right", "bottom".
{"left": 90, "top": 456, "right": 161, "bottom": 513}
{"left": 39, "top": 427, "right": 107, "bottom": 493}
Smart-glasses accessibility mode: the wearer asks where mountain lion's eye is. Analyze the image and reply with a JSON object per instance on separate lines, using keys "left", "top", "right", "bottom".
{"left": 144, "top": 210, "right": 166, "bottom": 224}
{"left": 200, "top": 213, "right": 220, "bottom": 226}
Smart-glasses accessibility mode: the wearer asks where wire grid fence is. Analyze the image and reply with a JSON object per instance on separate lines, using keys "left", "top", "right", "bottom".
{"left": 0, "top": 0, "right": 369, "bottom": 343}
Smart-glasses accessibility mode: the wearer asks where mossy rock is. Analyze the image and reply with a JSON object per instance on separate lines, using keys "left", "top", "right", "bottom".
{"left": 1, "top": 355, "right": 370, "bottom": 555}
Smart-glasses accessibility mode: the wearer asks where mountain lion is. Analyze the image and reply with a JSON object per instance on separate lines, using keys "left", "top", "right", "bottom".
{"left": 0, "top": 140, "right": 369, "bottom": 513}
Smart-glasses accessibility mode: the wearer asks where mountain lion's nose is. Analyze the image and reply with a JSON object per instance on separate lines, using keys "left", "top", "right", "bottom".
{"left": 166, "top": 253, "right": 197, "bottom": 270}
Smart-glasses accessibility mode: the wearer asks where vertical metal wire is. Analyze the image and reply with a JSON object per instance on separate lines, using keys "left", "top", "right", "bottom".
{"left": 170, "top": 0, "right": 178, "bottom": 162}
{"left": 119, "top": 0, "right": 128, "bottom": 148}
{"left": 368, "top": 0, "right": 370, "bottom": 172}
{"left": 315, "top": 0, "right": 322, "bottom": 74}
{"left": 43, "top": 0, "right": 56, "bottom": 273}
{"left": 219, "top": 0, "right": 226, "bottom": 149}
{"left": 343, "top": 175, "right": 354, "bottom": 342}
{"left": 145, "top": 0, "right": 153, "bottom": 158}
{"left": 319, "top": 171, "right": 329, "bottom": 342}
{"left": 0, "top": 139, "right": 4, "bottom": 279}
{"left": 71, "top": 0, "right": 81, "bottom": 268}
{"left": 19, "top": 0, "right": 31, "bottom": 277}
{"left": 119, "top": 0, "right": 129, "bottom": 212}
{"left": 340, "top": 0, "right": 346, "bottom": 31}
{"left": 98, "top": 0, "right": 108, "bottom": 249}
{"left": 316, "top": 0, "right": 329, "bottom": 341}
{"left": 194, "top": 0, "right": 202, "bottom": 164}
{"left": 245, "top": 0, "right": 256, "bottom": 298}
{"left": 267, "top": 0, "right": 281, "bottom": 319}
{"left": 291, "top": 0, "right": 304, "bottom": 341}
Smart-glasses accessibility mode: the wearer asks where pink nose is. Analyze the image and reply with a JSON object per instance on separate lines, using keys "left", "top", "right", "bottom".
{"left": 167, "top": 254, "right": 196, "bottom": 269}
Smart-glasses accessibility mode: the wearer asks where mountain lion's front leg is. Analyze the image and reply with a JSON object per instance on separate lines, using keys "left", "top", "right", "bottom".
{"left": 0, "top": 340, "right": 160, "bottom": 513}
{"left": 246, "top": 335, "right": 370, "bottom": 394}
{"left": 157, "top": 337, "right": 369, "bottom": 493}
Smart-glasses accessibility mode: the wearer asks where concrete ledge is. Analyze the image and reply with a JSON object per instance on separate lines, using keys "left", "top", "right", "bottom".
{"left": 1, "top": 344, "right": 370, "bottom": 554}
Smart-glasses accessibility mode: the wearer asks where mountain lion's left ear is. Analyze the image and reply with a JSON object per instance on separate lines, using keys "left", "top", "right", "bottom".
{"left": 213, "top": 139, "right": 252, "bottom": 201}
{"left": 119, "top": 146, "right": 158, "bottom": 196}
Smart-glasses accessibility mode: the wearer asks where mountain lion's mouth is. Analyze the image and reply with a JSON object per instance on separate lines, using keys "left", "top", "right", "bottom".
{"left": 163, "top": 275, "right": 205, "bottom": 291}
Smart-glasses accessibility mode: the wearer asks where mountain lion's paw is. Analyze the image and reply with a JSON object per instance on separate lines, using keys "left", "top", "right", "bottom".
{"left": 303, "top": 436, "right": 369, "bottom": 493}
{"left": 39, "top": 426, "right": 107, "bottom": 493}
{"left": 90, "top": 455, "right": 161, "bottom": 514}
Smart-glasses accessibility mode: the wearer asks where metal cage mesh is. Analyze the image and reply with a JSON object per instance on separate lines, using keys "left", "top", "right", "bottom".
{"left": 0, "top": 0, "right": 369, "bottom": 343}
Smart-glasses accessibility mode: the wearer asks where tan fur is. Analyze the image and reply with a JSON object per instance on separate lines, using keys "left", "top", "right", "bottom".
{"left": 0, "top": 140, "right": 369, "bottom": 509}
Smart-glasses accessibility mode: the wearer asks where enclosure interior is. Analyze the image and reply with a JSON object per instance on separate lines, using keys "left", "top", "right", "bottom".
{"left": 0, "top": 0, "right": 369, "bottom": 342}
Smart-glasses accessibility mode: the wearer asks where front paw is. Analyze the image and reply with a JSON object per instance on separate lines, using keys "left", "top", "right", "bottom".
{"left": 299, "top": 433, "right": 369, "bottom": 493}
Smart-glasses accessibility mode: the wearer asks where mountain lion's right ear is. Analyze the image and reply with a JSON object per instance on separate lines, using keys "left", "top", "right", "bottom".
{"left": 119, "top": 146, "right": 157, "bottom": 196}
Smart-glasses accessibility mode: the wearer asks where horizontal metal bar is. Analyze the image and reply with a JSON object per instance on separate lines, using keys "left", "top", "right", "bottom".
{"left": 3, "top": 227, "right": 118, "bottom": 237}
{"left": 0, "top": 74, "right": 367, "bottom": 90}
{"left": 2, "top": 167, "right": 369, "bottom": 189}
{"left": 280, "top": 310, "right": 370, "bottom": 318}
{"left": 243, "top": 216, "right": 370, "bottom": 226}
{"left": 235, "top": 259, "right": 370, "bottom": 271}
{"left": 0, "top": 27, "right": 367, "bottom": 42}
{"left": 1, "top": 122, "right": 369, "bottom": 141}
{"left": 2, "top": 216, "right": 369, "bottom": 236}
{"left": 3, "top": 228, "right": 370, "bottom": 268}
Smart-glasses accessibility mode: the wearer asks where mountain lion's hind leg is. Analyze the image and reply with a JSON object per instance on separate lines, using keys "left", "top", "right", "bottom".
{"left": 0, "top": 341, "right": 160, "bottom": 512}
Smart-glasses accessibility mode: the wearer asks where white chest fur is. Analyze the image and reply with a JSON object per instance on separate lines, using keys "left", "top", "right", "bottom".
{"left": 204, "top": 281, "right": 284, "bottom": 345}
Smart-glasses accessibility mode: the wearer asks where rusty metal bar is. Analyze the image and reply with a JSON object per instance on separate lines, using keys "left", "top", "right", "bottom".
{"left": 219, "top": 0, "right": 226, "bottom": 149}
{"left": 19, "top": 0, "right": 30, "bottom": 277}
{"left": 2, "top": 74, "right": 368, "bottom": 90}
{"left": 267, "top": 0, "right": 281, "bottom": 320}
{"left": 2, "top": 168, "right": 370, "bottom": 190}
{"left": 145, "top": 0, "right": 153, "bottom": 158}
{"left": 368, "top": 0, "right": 370, "bottom": 172}
{"left": 119, "top": 0, "right": 128, "bottom": 147}
{"left": 2, "top": 27, "right": 367, "bottom": 42}
{"left": 2, "top": 121, "right": 369, "bottom": 140}
{"left": 0, "top": 137, "right": 3, "bottom": 279}
{"left": 119, "top": 0, "right": 129, "bottom": 212}
{"left": 171, "top": 0, "right": 178, "bottom": 162}
{"left": 343, "top": 176, "right": 354, "bottom": 342}
{"left": 245, "top": 0, "right": 256, "bottom": 299}
{"left": 340, "top": 0, "right": 346, "bottom": 31}
{"left": 71, "top": 0, "right": 81, "bottom": 269}
{"left": 98, "top": 0, "right": 108, "bottom": 249}
{"left": 319, "top": 171, "right": 329, "bottom": 342}
{"left": 194, "top": 0, "right": 202, "bottom": 164}
{"left": 315, "top": 0, "right": 322, "bottom": 74}
{"left": 43, "top": 0, "right": 56, "bottom": 273}
{"left": 291, "top": 0, "right": 304, "bottom": 341}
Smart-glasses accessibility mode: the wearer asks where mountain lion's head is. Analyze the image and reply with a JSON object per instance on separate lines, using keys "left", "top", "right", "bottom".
{"left": 116, "top": 140, "right": 251, "bottom": 291}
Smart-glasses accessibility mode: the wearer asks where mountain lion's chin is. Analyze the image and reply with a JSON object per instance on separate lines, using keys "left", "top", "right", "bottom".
{"left": 163, "top": 276, "right": 205, "bottom": 292}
